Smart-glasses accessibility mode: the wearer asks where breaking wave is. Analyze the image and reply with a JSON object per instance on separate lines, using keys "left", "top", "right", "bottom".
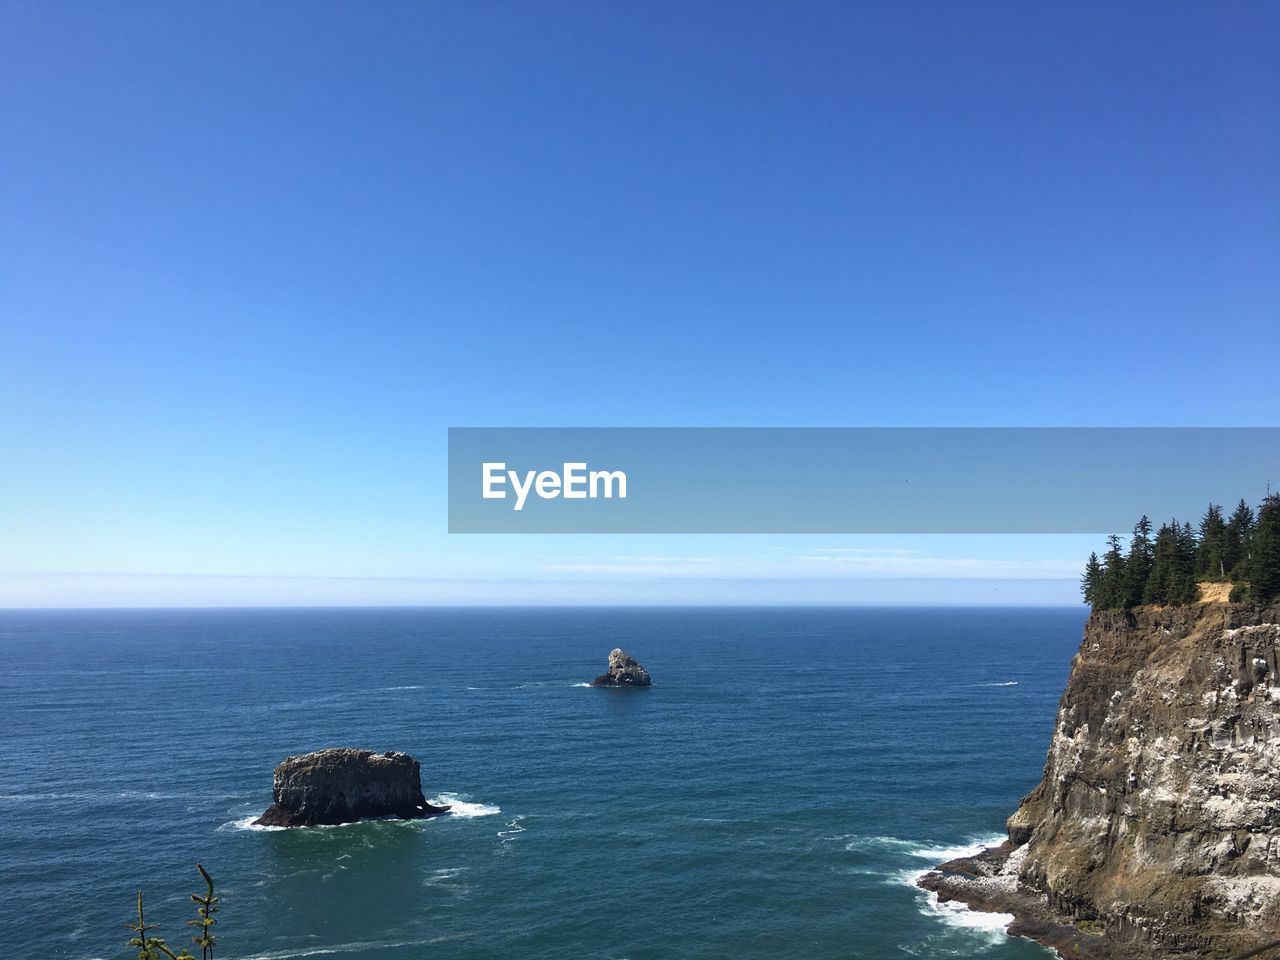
{"left": 904, "top": 834, "right": 1006, "bottom": 862}
{"left": 497, "top": 815, "right": 527, "bottom": 844}
{"left": 431, "top": 793, "right": 500, "bottom": 818}
{"left": 219, "top": 797, "right": 500, "bottom": 832}
{"left": 870, "top": 833, "right": 1014, "bottom": 948}
{"left": 237, "top": 935, "right": 467, "bottom": 959}
{"left": 221, "top": 816, "right": 287, "bottom": 832}
{"left": 839, "top": 833, "right": 1003, "bottom": 859}
{"left": 915, "top": 884, "right": 1014, "bottom": 946}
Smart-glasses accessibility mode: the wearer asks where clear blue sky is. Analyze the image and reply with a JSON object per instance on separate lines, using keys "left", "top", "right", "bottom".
{"left": 2, "top": 2, "right": 1277, "bottom": 605}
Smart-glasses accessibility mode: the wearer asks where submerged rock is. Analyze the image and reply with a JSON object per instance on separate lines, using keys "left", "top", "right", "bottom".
{"left": 591, "top": 648, "right": 652, "bottom": 687}
{"left": 253, "top": 748, "right": 450, "bottom": 828}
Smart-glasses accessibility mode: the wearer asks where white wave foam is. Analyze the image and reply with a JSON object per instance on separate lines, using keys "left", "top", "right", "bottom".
{"left": 238, "top": 937, "right": 458, "bottom": 959}
{"left": 424, "top": 866, "right": 469, "bottom": 888}
{"left": 977, "top": 681, "right": 1019, "bottom": 687}
{"left": 571, "top": 682, "right": 592, "bottom": 688}
{"left": 498, "top": 815, "right": 526, "bottom": 844}
{"left": 906, "top": 834, "right": 1006, "bottom": 861}
{"left": 220, "top": 793, "right": 500, "bottom": 831}
{"left": 888, "top": 866, "right": 938, "bottom": 890}
{"left": 220, "top": 813, "right": 446, "bottom": 833}
{"left": 0, "top": 790, "right": 176, "bottom": 803}
{"left": 221, "top": 816, "right": 287, "bottom": 833}
{"left": 841, "top": 833, "right": 1006, "bottom": 863}
{"left": 889, "top": 866, "right": 1015, "bottom": 949}
{"left": 431, "top": 793, "right": 500, "bottom": 818}
{"left": 928, "top": 898, "right": 1014, "bottom": 933}
{"left": 381, "top": 685, "right": 422, "bottom": 691}
{"left": 918, "top": 884, "right": 1014, "bottom": 944}
{"left": 888, "top": 840, "right": 1016, "bottom": 949}
{"left": 842, "top": 834, "right": 917, "bottom": 853}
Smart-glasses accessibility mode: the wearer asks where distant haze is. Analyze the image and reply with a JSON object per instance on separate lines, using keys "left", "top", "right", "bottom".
{"left": 0, "top": 573, "right": 1079, "bottom": 608}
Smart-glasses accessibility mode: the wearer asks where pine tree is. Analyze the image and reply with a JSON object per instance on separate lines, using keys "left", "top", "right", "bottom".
{"left": 1100, "top": 534, "right": 1127, "bottom": 610}
{"left": 1175, "top": 521, "right": 1200, "bottom": 603}
{"left": 1196, "top": 503, "right": 1227, "bottom": 580}
{"left": 1143, "top": 520, "right": 1197, "bottom": 605}
{"left": 1225, "top": 499, "right": 1256, "bottom": 580}
{"left": 1082, "top": 551, "right": 1103, "bottom": 609}
{"left": 1123, "top": 516, "right": 1154, "bottom": 609}
{"left": 1249, "top": 494, "right": 1280, "bottom": 604}
{"left": 1080, "top": 496, "right": 1272, "bottom": 610}
{"left": 1144, "top": 522, "right": 1175, "bottom": 605}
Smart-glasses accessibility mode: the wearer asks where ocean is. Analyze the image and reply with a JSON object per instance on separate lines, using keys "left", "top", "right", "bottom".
{"left": 0, "top": 606, "right": 1086, "bottom": 959}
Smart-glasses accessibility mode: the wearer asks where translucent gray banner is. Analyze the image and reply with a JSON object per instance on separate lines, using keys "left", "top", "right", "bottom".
{"left": 447, "top": 428, "right": 1280, "bottom": 533}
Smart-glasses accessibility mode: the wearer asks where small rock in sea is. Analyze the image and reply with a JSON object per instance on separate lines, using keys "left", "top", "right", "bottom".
{"left": 253, "top": 747, "right": 451, "bottom": 828}
{"left": 591, "top": 648, "right": 652, "bottom": 687}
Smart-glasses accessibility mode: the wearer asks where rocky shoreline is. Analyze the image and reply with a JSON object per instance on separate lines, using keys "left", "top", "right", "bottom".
{"left": 918, "top": 842, "right": 1172, "bottom": 959}
{"left": 917, "top": 601, "right": 1280, "bottom": 959}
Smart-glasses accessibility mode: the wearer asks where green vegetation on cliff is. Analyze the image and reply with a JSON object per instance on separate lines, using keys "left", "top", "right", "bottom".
{"left": 126, "top": 865, "right": 218, "bottom": 960}
{"left": 1082, "top": 494, "right": 1280, "bottom": 611}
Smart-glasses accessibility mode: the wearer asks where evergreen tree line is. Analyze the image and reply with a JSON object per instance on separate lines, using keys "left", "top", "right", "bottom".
{"left": 1082, "top": 494, "right": 1280, "bottom": 611}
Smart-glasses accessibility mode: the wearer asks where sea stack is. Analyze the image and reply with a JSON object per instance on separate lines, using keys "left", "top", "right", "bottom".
{"left": 591, "top": 648, "right": 652, "bottom": 687}
{"left": 253, "top": 748, "right": 451, "bottom": 828}
{"left": 918, "top": 601, "right": 1280, "bottom": 959}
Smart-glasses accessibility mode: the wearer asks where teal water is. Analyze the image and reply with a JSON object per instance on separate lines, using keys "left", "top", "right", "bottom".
{"left": 0, "top": 607, "right": 1086, "bottom": 959}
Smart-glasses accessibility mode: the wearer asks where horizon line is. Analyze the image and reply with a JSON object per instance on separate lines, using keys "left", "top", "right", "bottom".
{"left": 0, "top": 601, "right": 1088, "bottom": 611}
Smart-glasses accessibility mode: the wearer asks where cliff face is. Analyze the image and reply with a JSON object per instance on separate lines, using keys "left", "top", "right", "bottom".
{"left": 255, "top": 748, "right": 450, "bottom": 828}
{"left": 922, "top": 602, "right": 1280, "bottom": 959}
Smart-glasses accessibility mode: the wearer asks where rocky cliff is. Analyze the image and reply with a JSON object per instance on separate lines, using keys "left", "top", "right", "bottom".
{"left": 254, "top": 748, "right": 451, "bottom": 828}
{"left": 920, "top": 601, "right": 1280, "bottom": 959}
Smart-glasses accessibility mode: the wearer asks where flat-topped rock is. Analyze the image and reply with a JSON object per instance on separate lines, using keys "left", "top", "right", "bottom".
{"left": 591, "top": 648, "right": 651, "bottom": 687}
{"left": 254, "top": 748, "right": 450, "bottom": 828}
